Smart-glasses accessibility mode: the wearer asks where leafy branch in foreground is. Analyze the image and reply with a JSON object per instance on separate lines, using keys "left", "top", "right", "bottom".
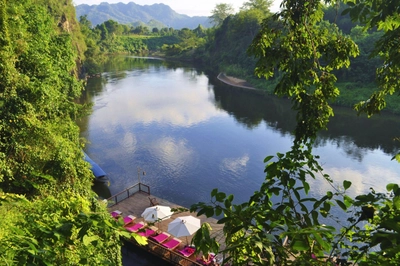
{"left": 191, "top": 0, "right": 400, "bottom": 265}
{"left": 192, "top": 147, "right": 350, "bottom": 265}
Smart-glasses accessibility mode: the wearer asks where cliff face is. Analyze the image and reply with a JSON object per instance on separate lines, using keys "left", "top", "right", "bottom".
{"left": 39, "top": 0, "right": 87, "bottom": 77}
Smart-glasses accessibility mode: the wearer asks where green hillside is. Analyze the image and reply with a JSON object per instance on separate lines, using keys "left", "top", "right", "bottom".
{"left": 0, "top": 0, "right": 123, "bottom": 264}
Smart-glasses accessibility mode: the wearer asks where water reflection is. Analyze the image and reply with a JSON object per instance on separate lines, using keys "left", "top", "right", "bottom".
{"left": 91, "top": 182, "right": 112, "bottom": 199}
{"left": 210, "top": 78, "right": 297, "bottom": 132}
{"left": 220, "top": 154, "right": 250, "bottom": 179}
{"left": 210, "top": 76, "right": 400, "bottom": 157}
{"left": 78, "top": 56, "right": 400, "bottom": 208}
{"left": 319, "top": 106, "right": 400, "bottom": 156}
{"left": 87, "top": 70, "right": 224, "bottom": 130}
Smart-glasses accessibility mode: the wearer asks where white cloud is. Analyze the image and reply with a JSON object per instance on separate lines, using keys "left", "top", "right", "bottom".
{"left": 220, "top": 154, "right": 250, "bottom": 177}
{"left": 309, "top": 165, "right": 399, "bottom": 198}
{"left": 121, "top": 131, "right": 137, "bottom": 153}
{"left": 92, "top": 67, "right": 227, "bottom": 128}
{"left": 150, "top": 137, "right": 194, "bottom": 174}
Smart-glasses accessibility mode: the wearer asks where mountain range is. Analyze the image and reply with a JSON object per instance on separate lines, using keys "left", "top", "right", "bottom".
{"left": 75, "top": 2, "right": 211, "bottom": 29}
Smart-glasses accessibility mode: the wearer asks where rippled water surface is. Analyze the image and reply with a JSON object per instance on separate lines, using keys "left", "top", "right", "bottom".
{"left": 78, "top": 56, "right": 400, "bottom": 210}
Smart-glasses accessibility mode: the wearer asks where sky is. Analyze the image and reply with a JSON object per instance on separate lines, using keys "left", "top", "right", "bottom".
{"left": 72, "top": 0, "right": 282, "bottom": 17}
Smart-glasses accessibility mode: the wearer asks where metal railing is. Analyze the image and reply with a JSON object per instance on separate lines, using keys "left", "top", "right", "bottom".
{"left": 125, "top": 238, "right": 203, "bottom": 266}
{"left": 107, "top": 182, "right": 150, "bottom": 207}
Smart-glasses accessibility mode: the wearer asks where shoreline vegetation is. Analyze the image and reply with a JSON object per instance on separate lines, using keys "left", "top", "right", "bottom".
{"left": 217, "top": 71, "right": 400, "bottom": 115}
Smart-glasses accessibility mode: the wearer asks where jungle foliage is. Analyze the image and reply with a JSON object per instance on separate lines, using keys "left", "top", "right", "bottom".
{"left": 171, "top": 1, "right": 398, "bottom": 113}
{"left": 66, "top": 0, "right": 400, "bottom": 264}
{"left": 0, "top": 0, "right": 128, "bottom": 264}
{"left": 190, "top": 0, "right": 400, "bottom": 265}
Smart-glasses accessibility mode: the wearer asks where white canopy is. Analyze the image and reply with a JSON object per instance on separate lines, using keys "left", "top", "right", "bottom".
{"left": 168, "top": 215, "right": 201, "bottom": 242}
{"left": 141, "top": 205, "right": 173, "bottom": 222}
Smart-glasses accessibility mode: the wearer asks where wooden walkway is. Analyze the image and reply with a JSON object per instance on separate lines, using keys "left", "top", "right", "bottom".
{"left": 107, "top": 185, "right": 225, "bottom": 265}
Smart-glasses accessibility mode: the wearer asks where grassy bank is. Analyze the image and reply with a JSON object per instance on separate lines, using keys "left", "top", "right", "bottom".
{"left": 234, "top": 73, "right": 400, "bottom": 115}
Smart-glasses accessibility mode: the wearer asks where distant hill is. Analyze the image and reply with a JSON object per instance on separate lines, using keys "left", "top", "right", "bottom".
{"left": 75, "top": 2, "right": 211, "bottom": 29}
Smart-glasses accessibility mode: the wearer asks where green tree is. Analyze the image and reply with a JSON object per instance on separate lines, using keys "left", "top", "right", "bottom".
{"left": 132, "top": 25, "right": 150, "bottom": 35}
{"left": 209, "top": 3, "right": 235, "bottom": 27}
{"left": 323, "top": 2, "right": 358, "bottom": 34}
{"left": 201, "top": 8, "right": 267, "bottom": 79}
{"left": 337, "top": 29, "right": 383, "bottom": 83}
{"left": 191, "top": 0, "right": 400, "bottom": 265}
{"left": 97, "top": 23, "right": 109, "bottom": 41}
{"left": 193, "top": 24, "right": 207, "bottom": 38}
{"left": 344, "top": 0, "right": 400, "bottom": 116}
{"left": 160, "top": 27, "right": 170, "bottom": 35}
{"left": 241, "top": 0, "right": 273, "bottom": 12}
{"left": 350, "top": 25, "right": 368, "bottom": 41}
{"left": 104, "top": 19, "right": 123, "bottom": 36}
{"left": 79, "top": 15, "right": 92, "bottom": 31}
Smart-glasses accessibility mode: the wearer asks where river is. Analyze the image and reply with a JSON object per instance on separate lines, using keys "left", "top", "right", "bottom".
{"left": 79, "top": 56, "right": 400, "bottom": 206}
{"left": 77, "top": 55, "right": 400, "bottom": 264}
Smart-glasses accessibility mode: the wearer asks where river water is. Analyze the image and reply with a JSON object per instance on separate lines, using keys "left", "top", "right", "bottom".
{"left": 78, "top": 56, "right": 400, "bottom": 213}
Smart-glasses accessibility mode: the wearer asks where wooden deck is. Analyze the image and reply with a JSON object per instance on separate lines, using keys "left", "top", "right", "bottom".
{"left": 108, "top": 185, "right": 225, "bottom": 265}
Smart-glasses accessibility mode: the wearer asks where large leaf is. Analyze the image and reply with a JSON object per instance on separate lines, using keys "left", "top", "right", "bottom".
{"left": 335, "top": 199, "right": 347, "bottom": 211}
{"left": 343, "top": 180, "right": 352, "bottom": 190}
{"left": 292, "top": 239, "right": 309, "bottom": 251}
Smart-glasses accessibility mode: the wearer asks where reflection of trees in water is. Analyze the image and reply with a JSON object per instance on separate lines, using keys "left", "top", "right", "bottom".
{"left": 210, "top": 76, "right": 297, "bottom": 131}
{"left": 103, "top": 71, "right": 127, "bottom": 82}
{"left": 103, "top": 56, "right": 165, "bottom": 72}
{"left": 96, "top": 56, "right": 172, "bottom": 83}
{"left": 81, "top": 56, "right": 400, "bottom": 159}
{"left": 314, "top": 136, "right": 368, "bottom": 162}
{"left": 78, "top": 76, "right": 108, "bottom": 105}
{"left": 179, "top": 67, "right": 206, "bottom": 83}
{"left": 320, "top": 107, "right": 400, "bottom": 155}
{"left": 208, "top": 74, "right": 400, "bottom": 157}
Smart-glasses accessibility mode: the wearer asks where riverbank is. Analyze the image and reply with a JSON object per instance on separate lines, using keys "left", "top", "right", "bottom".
{"left": 217, "top": 72, "right": 400, "bottom": 115}
{"left": 217, "top": 73, "right": 257, "bottom": 90}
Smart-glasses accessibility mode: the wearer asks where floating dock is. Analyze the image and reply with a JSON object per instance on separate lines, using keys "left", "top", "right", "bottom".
{"left": 107, "top": 183, "right": 225, "bottom": 265}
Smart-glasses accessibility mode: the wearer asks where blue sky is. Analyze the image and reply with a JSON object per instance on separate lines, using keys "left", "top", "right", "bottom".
{"left": 72, "top": 0, "right": 281, "bottom": 17}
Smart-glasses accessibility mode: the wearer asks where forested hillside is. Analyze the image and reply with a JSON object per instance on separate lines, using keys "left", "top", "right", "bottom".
{"left": 0, "top": 0, "right": 124, "bottom": 264}
{"left": 75, "top": 2, "right": 211, "bottom": 29}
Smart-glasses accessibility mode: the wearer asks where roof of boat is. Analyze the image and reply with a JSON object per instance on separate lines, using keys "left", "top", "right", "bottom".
{"left": 84, "top": 152, "right": 107, "bottom": 178}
